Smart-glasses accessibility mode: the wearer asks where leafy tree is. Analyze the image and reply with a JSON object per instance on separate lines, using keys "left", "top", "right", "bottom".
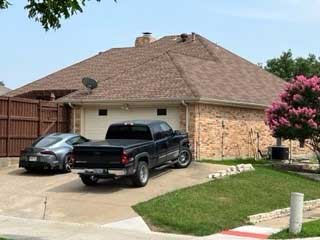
{"left": 266, "top": 75, "right": 320, "bottom": 165}
{"left": 0, "top": 0, "right": 116, "bottom": 30}
{"left": 0, "top": 81, "right": 4, "bottom": 86}
{"left": 265, "top": 50, "right": 295, "bottom": 81}
{"left": 295, "top": 54, "right": 320, "bottom": 78}
{"left": 265, "top": 50, "right": 320, "bottom": 81}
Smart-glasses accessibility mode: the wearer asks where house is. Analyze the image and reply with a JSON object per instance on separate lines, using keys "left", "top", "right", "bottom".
{"left": 7, "top": 32, "right": 307, "bottom": 159}
{"left": 0, "top": 85, "right": 11, "bottom": 96}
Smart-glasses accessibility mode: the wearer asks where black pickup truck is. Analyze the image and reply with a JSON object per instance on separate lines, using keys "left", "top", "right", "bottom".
{"left": 72, "top": 120, "right": 192, "bottom": 187}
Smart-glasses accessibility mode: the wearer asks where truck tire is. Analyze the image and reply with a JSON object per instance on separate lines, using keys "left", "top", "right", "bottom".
{"left": 175, "top": 147, "right": 192, "bottom": 168}
{"left": 80, "top": 175, "right": 99, "bottom": 186}
{"left": 131, "top": 161, "right": 149, "bottom": 187}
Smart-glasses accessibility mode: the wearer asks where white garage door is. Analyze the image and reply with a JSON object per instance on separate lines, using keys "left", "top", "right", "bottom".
{"left": 83, "top": 107, "right": 181, "bottom": 140}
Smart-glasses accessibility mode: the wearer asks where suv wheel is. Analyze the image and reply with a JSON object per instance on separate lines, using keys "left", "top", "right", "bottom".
{"left": 132, "top": 161, "right": 149, "bottom": 187}
{"left": 80, "top": 175, "right": 99, "bottom": 186}
{"left": 175, "top": 147, "right": 192, "bottom": 168}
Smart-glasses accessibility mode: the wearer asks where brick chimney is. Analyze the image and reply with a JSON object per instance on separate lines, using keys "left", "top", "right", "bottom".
{"left": 135, "top": 32, "right": 156, "bottom": 47}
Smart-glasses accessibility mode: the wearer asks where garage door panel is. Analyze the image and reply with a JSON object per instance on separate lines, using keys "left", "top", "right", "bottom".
{"left": 84, "top": 108, "right": 108, "bottom": 140}
{"left": 83, "top": 107, "right": 180, "bottom": 140}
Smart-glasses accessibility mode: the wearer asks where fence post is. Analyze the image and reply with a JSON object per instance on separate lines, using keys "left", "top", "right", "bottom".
{"left": 38, "top": 101, "right": 42, "bottom": 136}
{"left": 289, "top": 192, "right": 304, "bottom": 234}
{"left": 6, "top": 98, "right": 11, "bottom": 157}
{"left": 56, "top": 104, "right": 60, "bottom": 132}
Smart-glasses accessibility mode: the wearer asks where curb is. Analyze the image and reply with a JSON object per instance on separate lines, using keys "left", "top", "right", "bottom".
{"left": 208, "top": 164, "right": 255, "bottom": 179}
{"left": 248, "top": 199, "right": 320, "bottom": 224}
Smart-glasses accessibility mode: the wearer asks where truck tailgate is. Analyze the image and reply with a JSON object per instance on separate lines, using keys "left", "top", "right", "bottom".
{"left": 73, "top": 146, "right": 123, "bottom": 169}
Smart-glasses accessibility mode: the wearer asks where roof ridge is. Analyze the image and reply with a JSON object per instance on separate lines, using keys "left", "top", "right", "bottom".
{"left": 98, "top": 52, "right": 167, "bottom": 84}
{"left": 168, "top": 50, "right": 219, "bottom": 63}
{"left": 61, "top": 52, "right": 169, "bottom": 99}
{"left": 50, "top": 48, "right": 170, "bottom": 98}
{"left": 166, "top": 51, "right": 200, "bottom": 98}
{"left": 60, "top": 51, "right": 197, "bottom": 102}
{"left": 197, "top": 35, "right": 285, "bottom": 83}
{"left": 196, "top": 35, "right": 220, "bottom": 62}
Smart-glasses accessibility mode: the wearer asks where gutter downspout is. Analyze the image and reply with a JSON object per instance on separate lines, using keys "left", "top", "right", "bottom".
{"left": 68, "top": 102, "right": 75, "bottom": 133}
{"left": 181, "top": 100, "right": 189, "bottom": 132}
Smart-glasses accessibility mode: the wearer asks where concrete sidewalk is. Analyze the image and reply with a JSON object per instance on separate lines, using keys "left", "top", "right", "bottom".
{"left": 0, "top": 215, "right": 283, "bottom": 240}
{"left": 0, "top": 215, "right": 195, "bottom": 240}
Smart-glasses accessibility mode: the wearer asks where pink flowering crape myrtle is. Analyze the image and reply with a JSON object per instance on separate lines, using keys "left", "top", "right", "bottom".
{"left": 266, "top": 75, "right": 320, "bottom": 163}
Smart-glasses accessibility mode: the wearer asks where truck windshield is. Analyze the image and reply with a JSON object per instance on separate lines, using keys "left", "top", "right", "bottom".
{"left": 106, "top": 125, "right": 152, "bottom": 140}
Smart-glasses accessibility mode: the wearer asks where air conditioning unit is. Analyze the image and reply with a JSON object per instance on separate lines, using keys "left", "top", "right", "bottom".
{"left": 268, "top": 146, "right": 289, "bottom": 160}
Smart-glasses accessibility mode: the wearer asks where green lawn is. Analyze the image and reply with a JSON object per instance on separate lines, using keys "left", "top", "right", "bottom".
{"left": 271, "top": 219, "right": 320, "bottom": 239}
{"left": 134, "top": 164, "right": 320, "bottom": 236}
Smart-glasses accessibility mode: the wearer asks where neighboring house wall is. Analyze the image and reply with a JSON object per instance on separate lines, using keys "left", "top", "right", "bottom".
{"left": 181, "top": 103, "right": 311, "bottom": 160}
{"left": 0, "top": 86, "right": 11, "bottom": 96}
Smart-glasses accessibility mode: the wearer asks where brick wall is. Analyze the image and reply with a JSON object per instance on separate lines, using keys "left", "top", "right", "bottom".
{"left": 181, "top": 103, "right": 311, "bottom": 160}
{"left": 70, "top": 103, "right": 310, "bottom": 160}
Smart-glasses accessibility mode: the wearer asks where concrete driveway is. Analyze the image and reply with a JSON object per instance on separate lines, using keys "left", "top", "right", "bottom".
{"left": 0, "top": 162, "right": 228, "bottom": 224}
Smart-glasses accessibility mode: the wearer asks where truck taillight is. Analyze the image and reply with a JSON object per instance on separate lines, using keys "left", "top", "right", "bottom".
{"left": 121, "top": 151, "right": 129, "bottom": 165}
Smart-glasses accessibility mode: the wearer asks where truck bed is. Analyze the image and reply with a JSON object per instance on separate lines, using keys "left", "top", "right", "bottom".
{"left": 73, "top": 139, "right": 152, "bottom": 169}
{"left": 78, "top": 139, "right": 152, "bottom": 148}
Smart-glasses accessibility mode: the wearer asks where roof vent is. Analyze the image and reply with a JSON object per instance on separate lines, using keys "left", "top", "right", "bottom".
{"left": 191, "top": 32, "right": 196, "bottom": 41}
{"left": 143, "top": 32, "right": 152, "bottom": 38}
{"left": 180, "top": 33, "right": 188, "bottom": 42}
{"left": 135, "top": 32, "right": 156, "bottom": 47}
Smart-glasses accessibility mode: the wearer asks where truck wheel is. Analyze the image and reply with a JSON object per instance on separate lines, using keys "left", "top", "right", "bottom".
{"left": 131, "top": 161, "right": 149, "bottom": 187}
{"left": 80, "top": 175, "right": 99, "bottom": 186}
{"left": 175, "top": 147, "right": 192, "bottom": 168}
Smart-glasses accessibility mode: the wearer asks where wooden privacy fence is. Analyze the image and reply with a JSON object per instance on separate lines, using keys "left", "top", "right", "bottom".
{"left": 0, "top": 97, "right": 70, "bottom": 157}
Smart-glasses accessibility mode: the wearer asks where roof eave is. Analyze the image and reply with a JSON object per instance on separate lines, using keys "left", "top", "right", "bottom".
{"left": 197, "top": 98, "right": 268, "bottom": 110}
{"left": 58, "top": 96, "right": 268, "bottom": 109}
{"left": 57, "top": 97, "right": 197, "bottom": 105}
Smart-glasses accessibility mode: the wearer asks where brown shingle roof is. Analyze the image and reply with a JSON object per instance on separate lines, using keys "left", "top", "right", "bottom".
{"left": 8, "top": 33, "right": 285, "bottom": 107}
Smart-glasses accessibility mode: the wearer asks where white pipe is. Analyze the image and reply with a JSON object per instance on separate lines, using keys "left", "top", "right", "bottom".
{"left": 289, "top": 192, "right": 304, "bottom": 234}
{"left": 181, "top": 101, "right": 189, "bottom": 132}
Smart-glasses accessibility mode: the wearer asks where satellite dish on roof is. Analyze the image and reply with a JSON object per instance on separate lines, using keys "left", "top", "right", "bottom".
{"left": 82, "top": 77, "right": 98, "bottom": 93}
